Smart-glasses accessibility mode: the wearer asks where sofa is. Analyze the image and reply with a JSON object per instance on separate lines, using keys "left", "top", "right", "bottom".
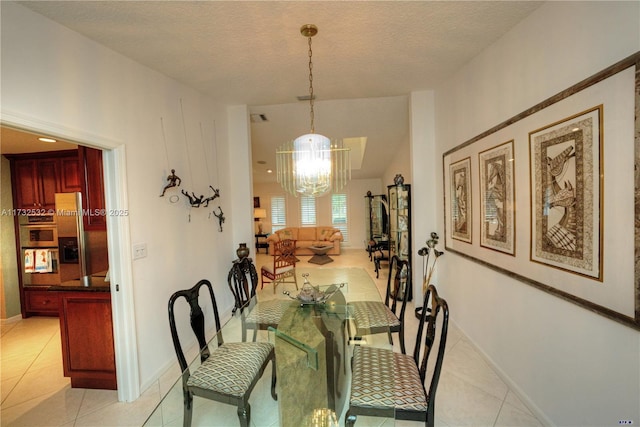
{"left": 266, "top": 227, "right": 344, "bottom": 256}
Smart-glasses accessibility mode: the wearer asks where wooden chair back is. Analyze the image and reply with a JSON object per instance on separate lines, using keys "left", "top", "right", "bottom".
{"left": 384, "top": 255, "right": 411, "bottom": 322}
{"left": 414, "top": 284, "right": 449, "bottom": 426}
{"left": 167, "top": 279, "right": 223, "bottom": 373}
{"left": 272, "top": 239, "right": 297, "bottom": 271}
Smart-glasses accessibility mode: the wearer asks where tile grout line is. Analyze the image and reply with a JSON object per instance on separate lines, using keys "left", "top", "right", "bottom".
{"left": 492, "top": 384, "right": 510, "bottom": 427}
{"left": 1, "top": 324, "right": 61, "bottom": 409}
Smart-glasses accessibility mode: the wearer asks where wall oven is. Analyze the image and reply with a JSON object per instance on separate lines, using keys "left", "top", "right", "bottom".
{"left": 19, "top": 215, "right": 58, "bottom": 248}
{"left": 19, "top": 215, "right": 60, "bottom": 285}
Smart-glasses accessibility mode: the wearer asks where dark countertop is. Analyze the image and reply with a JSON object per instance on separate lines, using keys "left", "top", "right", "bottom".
{"left": 49, "top": 273, "right": 111, "bottom": 292}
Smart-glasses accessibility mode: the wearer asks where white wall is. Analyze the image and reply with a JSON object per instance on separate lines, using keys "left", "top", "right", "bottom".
{"left": 382, "top": 138, "right": 411, "bottom": 187}
{"left": 1, "top": 2, "right": 246, "bottom": 394}
{"left": 408, "top": 91, "right": 438, "bottom": 305}
{"left": 0, "top": 156, "right": 21, "bottom": 318}
{"left": 427, "top": 2, "right": 640, "bottom": 425}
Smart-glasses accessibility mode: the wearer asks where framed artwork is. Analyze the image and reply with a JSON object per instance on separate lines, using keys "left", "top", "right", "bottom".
{"left": 449, "top": 157, "right": 472, "bottom": 243}
{"left": 479, "top": 140, "right": 515, "bottom": 255}
{"left": 442, "top": 51, "right": 640, "bottom": 331}
{"left": 529, "top": 106, "right": 603, "bottom": 280}
{"left": 253, "top": 197, "right": 260, "bottom": 208}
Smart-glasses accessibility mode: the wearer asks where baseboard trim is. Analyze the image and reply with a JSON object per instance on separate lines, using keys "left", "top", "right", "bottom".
{"left": 1, "top": 314, "right": 23, "bottom": 325}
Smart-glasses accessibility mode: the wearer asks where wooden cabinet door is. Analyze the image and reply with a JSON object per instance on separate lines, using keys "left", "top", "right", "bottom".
{"left": 38, "top": 159, "right": 61, "bottom": 210}
{"left": 24, "top": 288, "right": 59, "bottom": 316}
{"left": 13, "top": 159, "right": 39, "bottom": 209}
{"left": 11, "top": 155, "right": 74, "bottom": 210}
{"left": 60, "top": 157, "right": 81, "bottom": 192}
{"left": 58, "top": 291, "right": 116, "bottom": 389}
{"left": 78, "top": 146, "right": 106, "bottom": 230}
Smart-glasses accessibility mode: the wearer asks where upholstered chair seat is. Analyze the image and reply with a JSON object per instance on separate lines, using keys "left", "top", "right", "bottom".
{"left": 244, "top": 299, "right": 292, "bottom": 326}
{"left": 347, "top": 255, "right": 410, "bottom": 354}
{"left": 350, "top": 301, "right": 402, "bottom": 330}
{"left": 187, "top": 342, "right": 274, "bottom": 397}
{"left": 349, "top": 346, "right": 427, "bottom": 412}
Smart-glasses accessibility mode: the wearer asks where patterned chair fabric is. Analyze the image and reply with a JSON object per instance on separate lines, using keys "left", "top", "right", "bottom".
{"left": 168, "top": 279, "right": 277, "bottom": 427}
{"left": 351, "top": 301, "right": 402, "bottom": 329}
{"left": 346, "top": 284, "right": 449, "bottom": 427}
{"left": 187, "top": 342, "right": 273, "bottom": 397}
{"left": 347, "top": 255, "right": 410, "bottom": 354}
{"left": 349, "top": 346, "right": 427, "bottom": 411}
{"left": 245, "top": 299, "right": 292, "bottom": 325}
{"left": 260, "top": 239, "right": 298, "bottom": 294}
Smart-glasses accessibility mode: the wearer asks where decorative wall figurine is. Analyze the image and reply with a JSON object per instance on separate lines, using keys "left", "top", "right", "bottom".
{"left": 206, "top": 186, "right": 220, "bottom": 206}
{"left": 181, "top": 186, "right": 220, "bottom": 208}
{"left": 160, "top": 169, "right": 182, "bottom": 197}
{"left": 181, "top": 190, "right": 205, "bottom": 207}
{"left": 213, "top": 206, "right": 225, "bottom": 232}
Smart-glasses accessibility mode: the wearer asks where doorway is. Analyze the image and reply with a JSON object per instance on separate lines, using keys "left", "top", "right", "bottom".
{"left": 0, "top": 124, "right": 139, "bottom": 402}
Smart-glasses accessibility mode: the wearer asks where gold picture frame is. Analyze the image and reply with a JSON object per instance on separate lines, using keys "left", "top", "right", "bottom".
{"left": 529, "top": 106, "right": 603, "bottom": 280}
{"left": 479, "top": 140, "right": 515, "bottom": 255}
{"left": 449, "top": 157, "right": 472, "bottom": 244}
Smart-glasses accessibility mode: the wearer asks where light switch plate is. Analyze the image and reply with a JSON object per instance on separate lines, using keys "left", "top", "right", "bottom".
{"left": 133, "top": 243, "right": 147, "bottom": 260}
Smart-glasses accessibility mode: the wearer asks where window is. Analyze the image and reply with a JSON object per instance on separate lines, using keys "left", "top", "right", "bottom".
{"left": 300, "top": 196, "right": 316, "bottom": 226}
{"left": 271, "top": 196, "right": 286, "bottom": 232}
{"left": 332, "top": 193, "right": 348, "bottom": 242}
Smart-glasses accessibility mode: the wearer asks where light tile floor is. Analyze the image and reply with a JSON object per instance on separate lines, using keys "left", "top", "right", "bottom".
{"left": 1, "top": 249, "right": 544, "bottom": 426}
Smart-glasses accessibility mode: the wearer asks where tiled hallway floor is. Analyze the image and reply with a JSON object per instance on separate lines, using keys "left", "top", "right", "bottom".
{"left": 1, "top": 249, "right": 544, "bottom": 426}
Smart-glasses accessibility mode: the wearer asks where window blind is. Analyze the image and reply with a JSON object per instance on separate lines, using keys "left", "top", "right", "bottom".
{"left": 271, "top": 196, "right": 286, "bottom": 232}
{"left": 331, "top": 193, "right": 348, "bottom": 242}
{"left": 300, "top": 196, "right": 316, "bottom": 226}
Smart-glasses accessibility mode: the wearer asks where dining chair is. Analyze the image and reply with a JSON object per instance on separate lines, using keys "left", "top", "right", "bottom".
{"left": 347, "top": 255, "right": 410, "bottom": 354}
{"left": 227, "top": 256, "right": 292, "bottom": 341}
{"left": 168, "top": 279, "right": 277, "bottom": 427}
{"left": 260, "top": 238, "right": 298, "bottom": 293}
{"left": 345, "top": 284, "right": 449, "bottom": 426}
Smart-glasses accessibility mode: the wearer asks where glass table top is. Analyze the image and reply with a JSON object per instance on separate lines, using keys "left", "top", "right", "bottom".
{"left": 143, "top": 267, "right": 397, "bottom": 427}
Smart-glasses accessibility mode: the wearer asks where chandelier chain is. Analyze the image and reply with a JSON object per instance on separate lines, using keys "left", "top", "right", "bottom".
{"left": 308, "top": 35, "right": 315, "bottom": 133}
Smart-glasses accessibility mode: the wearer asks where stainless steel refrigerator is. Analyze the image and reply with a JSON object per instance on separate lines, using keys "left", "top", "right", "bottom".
{"left": 55, "top": 193, "right": 108, "bottom": 284}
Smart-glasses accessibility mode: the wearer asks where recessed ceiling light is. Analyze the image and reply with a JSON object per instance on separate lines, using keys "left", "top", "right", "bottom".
{"left": 267, "top": 169, "right": 273, "bottom": 174}
{"left": 38, "top": 137, "right": 57, "bottom": 143}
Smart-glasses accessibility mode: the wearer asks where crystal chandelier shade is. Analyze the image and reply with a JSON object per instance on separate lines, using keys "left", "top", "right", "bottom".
{"left": 275, "top": 24, "right": 351, "bottom": 198}
{"left": 277, "top": 135, "right": 350, "bottom": 197}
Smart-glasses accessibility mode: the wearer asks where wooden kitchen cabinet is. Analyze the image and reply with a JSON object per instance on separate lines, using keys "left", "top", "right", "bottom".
{"left": 24, "top": 287, "right": 59, "bottom": 316}
{"left": 12, "top": 158, "right": 60, "bottom": 210}
{"left": 60, "top": 156, "right": 82, "bottom": 193}
{"left": 78, "top": 146, "right": 106, "bottom": 230}
{"left": 9, "top": 150, "right": 80, "bottom": 211}
{"left": 56, "top": 289, "right": 116, "bottom": 389}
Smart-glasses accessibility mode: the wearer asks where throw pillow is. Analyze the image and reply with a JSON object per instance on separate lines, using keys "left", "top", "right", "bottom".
{"left": 318, "top": 227, "right": 334, "bottom": 241}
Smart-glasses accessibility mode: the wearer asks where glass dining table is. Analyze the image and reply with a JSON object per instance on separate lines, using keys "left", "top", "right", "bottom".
{"left": 143, "top": 267, "right": 395, "bottom": 427}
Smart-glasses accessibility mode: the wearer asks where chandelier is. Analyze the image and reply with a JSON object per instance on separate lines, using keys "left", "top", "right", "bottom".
{"left": 276, "top": 24, "right": 350, "bottom": 197}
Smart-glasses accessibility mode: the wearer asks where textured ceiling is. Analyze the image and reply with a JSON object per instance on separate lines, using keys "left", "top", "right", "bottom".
{"left": 6, "top": 1, "right": 543, "bottom": 180}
